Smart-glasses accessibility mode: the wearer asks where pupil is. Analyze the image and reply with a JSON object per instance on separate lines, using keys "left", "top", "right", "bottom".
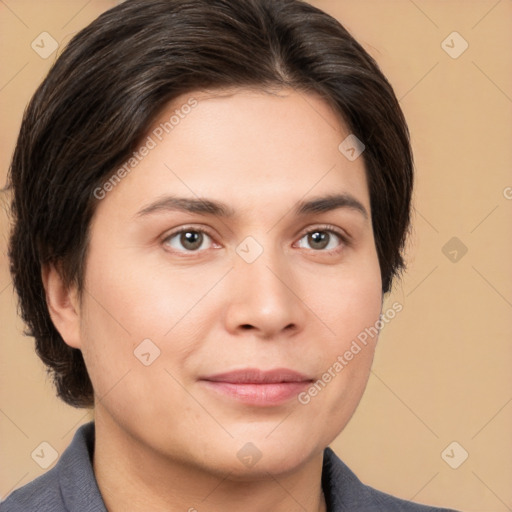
{"left": 309, "top": 231, "right": 328, "bottom": 249}
{"left": 181, "top": 231, "right": 202, "bottom": 250}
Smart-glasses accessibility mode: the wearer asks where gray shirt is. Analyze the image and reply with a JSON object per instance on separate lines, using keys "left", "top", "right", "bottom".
{"left": 0, "top": 422, "right": 459, "bottom": 511}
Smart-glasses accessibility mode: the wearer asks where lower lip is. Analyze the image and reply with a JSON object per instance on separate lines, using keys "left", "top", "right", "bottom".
{"left": 200, "top": 381, "right": 311, "bottom": 406}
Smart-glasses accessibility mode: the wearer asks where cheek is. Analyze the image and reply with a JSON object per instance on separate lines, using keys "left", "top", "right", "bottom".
{"left": 77, "top": 246, "right": 225, "bottom": 394}
{"left": 311, "top": 249, "right": 383, "bottom": 346}
{"left": 297, "top": 250, "right": 382, "bottom": 422}
{"left": 81, "top": 242, "right": 221, "bottom": 339}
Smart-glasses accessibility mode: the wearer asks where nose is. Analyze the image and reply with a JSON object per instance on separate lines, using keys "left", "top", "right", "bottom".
{"left": 223, "top": 244, "right": 306, "bottom": 340}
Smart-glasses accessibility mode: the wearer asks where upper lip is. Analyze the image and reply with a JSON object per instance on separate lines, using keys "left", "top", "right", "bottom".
{"left": 201, "top": 368, "right": 313, "bottom": 384}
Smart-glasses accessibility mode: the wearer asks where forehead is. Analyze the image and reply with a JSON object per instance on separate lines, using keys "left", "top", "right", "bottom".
{"left": 92, "top": 87, "right": 370, "bottom": 224}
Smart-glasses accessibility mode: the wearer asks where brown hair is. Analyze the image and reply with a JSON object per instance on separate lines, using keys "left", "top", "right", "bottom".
{"left": 7, "top": 0, "right": 413, "bottom": 407}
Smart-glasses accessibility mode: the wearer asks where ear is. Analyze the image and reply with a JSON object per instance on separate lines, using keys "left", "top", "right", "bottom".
{"left": 41, "top": 263, "right": 82, "bottom": 349}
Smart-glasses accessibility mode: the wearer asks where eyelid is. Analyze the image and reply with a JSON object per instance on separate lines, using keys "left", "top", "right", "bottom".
{"left": 297, "top": 223, "right": 351, "bottom": 243}
{"left": 163, "top": 224, "right": 216, "bottom": 239}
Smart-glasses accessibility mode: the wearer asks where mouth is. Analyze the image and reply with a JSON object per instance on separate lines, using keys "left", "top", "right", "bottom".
{"left": 199, "top": 368, "right": 314, "bottom": 406}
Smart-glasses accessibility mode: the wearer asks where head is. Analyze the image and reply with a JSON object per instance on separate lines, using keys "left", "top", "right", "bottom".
{"left": 8, "top": 0, "right": 412, "bottom": 477}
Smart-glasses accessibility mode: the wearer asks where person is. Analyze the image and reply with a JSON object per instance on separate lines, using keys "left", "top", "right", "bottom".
{"left": 1, "top": 0, "right": 460, "bottom": 510}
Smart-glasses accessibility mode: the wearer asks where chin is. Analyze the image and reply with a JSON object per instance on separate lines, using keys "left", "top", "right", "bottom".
{"left": 221, "top": 454, "right": 313, "bottom": 482}
{"left": 201, "top": 436, "right": 321, "bottom": 481}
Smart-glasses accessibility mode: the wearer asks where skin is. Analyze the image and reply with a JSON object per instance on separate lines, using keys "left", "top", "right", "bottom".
{"left": 43, "top": 87, "right": 383, "bottom": 512}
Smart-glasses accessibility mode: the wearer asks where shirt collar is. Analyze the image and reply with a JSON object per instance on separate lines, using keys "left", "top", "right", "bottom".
{"left": 58, "top": 422, "right": 108, "bottom": 511}
{"left": 63, "top": 421, "right": 360, "bottom": 511}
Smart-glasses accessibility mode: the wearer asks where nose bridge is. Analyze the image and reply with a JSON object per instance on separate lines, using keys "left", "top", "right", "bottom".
{"left": 225, "top": 235, "right": 304, "bottom": 337}
{"left": 242, "top": 246, "right": 291, "bottom": 305}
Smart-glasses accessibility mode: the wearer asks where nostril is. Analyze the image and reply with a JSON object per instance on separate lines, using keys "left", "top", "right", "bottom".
{"left": 241, "top": 324, "right": 254, "bottom": 330}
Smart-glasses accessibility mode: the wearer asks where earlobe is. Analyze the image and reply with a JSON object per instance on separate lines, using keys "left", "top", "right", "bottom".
{"left": 41, "top": 264, "right": 82, "bottom": 349}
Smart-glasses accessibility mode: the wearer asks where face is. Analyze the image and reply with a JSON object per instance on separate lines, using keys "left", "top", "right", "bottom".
{"left": 74, "top": 88, "right": 382, "bottom": 477}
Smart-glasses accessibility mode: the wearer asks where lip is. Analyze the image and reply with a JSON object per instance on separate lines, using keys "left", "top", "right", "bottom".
{"left": 199, "top": 368, "right": 313, "bottom": 406}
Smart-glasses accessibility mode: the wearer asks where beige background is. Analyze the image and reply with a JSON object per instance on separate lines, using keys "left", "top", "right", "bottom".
{"left": 1, "top": 1, "right": 511, "bottom": 511}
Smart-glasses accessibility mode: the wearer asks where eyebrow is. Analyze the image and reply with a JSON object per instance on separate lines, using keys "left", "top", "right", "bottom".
{"left": 135, "top": 193, "right": 368, "bottom": 220}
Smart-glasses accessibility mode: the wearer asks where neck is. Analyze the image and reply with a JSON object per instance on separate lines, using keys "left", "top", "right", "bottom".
{"left": 92, "top": 412, "right": 327, "bottom": 512}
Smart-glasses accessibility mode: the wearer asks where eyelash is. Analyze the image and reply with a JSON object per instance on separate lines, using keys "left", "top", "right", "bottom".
{"left": 162, "top": 224, "right": 350, "bottom": 256}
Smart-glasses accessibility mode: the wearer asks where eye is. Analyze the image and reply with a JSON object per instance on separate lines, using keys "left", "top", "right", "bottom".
{"left": 295, "top": 226, "right": 346, "bottom": 252}
{"left": 162, "top": 225, "right": 347, "bottom": 255}
{"left": 163, "top": 228, "right": 216, "bottom": 253}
